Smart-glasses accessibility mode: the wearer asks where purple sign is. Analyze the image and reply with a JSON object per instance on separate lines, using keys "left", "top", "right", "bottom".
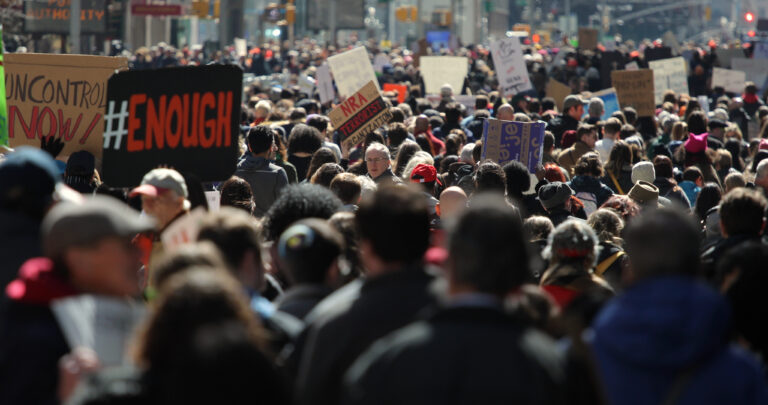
{"left": 481, "top": 118, "right": 546, "bottom": 173}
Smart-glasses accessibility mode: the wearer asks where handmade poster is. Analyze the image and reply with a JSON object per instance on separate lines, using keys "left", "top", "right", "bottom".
{"left": 5, "top": 54, "right": 128, "bottom": 158}
{"left": 316, "top": 63, "right": 335, "bottom": 103}
{"left": 611, "top": 69, "right": 655, "bottom": 117}
{"left": 731, "top": 58, "right": 768, "bottom": 90}
{"left": 328, "top": 81, "right": 392, "bottom": 148}
{"left": 101, "top": 65, "right": 242, "bottom": 187}
{"left": 383, "top": 83, "right": 408, "bottom": 104}
{"left": 578, "top": 28, "right": 598, "bottom": 50}
{"left": 648, "top": 57, "right": 689, "bottom": 104}
{"left": 327, "top": 46, "right": 379, "bottom": 98}
{"left": 481, "top": 118, "right": 546, "bottom": 174}
{"left": 490, "top": 38, "right": 533, "bottom": 97}
{"left": 546, "top": 80, "right": 572, "bottom": 112}
{"left": 712, "top": 68, "right": 746, "bottom": 94}
{"left": 419, "top": 56, "right": 468, "bottom": 95}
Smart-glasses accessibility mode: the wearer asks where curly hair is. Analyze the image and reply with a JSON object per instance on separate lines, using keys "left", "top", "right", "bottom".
{"left": 261, "top": 184, "right": 342, "bottom": 241}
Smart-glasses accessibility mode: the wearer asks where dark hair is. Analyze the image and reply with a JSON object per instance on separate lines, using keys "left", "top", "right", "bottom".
{"left": 445, "top": 103, "right": 461, "bottom": 123}
{"left": 543, "top": 131, "right": 555, "bottom": 151}
{"left": 619, "top": 124, "right": 637, "bottom": 140}
{"left": 472, "top": 141, "right": 483, "bottom": 163}
{"left": 622, "top": 106, "right": 637, "bottom": 126}
{"left": 611, "top": 111, "right": 626, "bottom": 125}
{"left": 604, "top": 141, "right": 633, "bottom": 175}
{"left": 310, "top": 163, "right": 344, "bottom": 188}
{"left": 652, "top": 155, "right": 674, "bottom": 179}
{"left": 355, "top": 186, "right": 430, "bottom": 263}
{"left": 220, "top": 177, "right": 255, "bottom": 215}
{"left": 306, "top": 147, "right": 338, "bottom": 181}
{"left": 574, "top": 152, "right": 603, "bottom": 177}
{"left": 415, "top": 134, "right": 432, "bottom": 156}
{"left": 287, "top": 124, "right": 323, "bottom": 155}
{"left": 152, "top": 242, "right": 229, "bottom": 289}
{"left": 196, "top": 208, "right": 262, "bottom": 280}
{"left": 523, "top": 216, "right": 554, "bottom": 241}
{"left": 278, "top": 218, "right": 344, "bottom": 284}
{"left": 328, "top": 211, "right": 363, "bottom": 281}
{"left": 387, "top": 122, "right": 409, "bottom": 148}
{"left": 449, "top": 194, "right": 531, "bottom": 294}
{"left": 440, "top": 155, "right": 459, "bottom": 174}
{"left": 624, "top": 209, "right": 700, "bottom": 279}
{"left": 247, "top": 125, "right": 274, "bottom": 155}
{"left": 603, "top": 118, "right": 622, "bottom": 135}
{"left": 687, "top": 110, "right": 708, "bottom": 135}
{"left": 429, "top": 116, "right": 444, "bottom": 130}
{"left": 393, "top": 141, "right": 422, "bottom": 177}
{"left": 444, "top": 134, "right": 462, "bottom": 156}
{"left": 503, "top": 160, "right": 531, "bottom": 199}
{"left": 330, "top": 173, "right": 362, "bottom": 205}
{"left": 694, "top": 183, "right": 722, "bottom": 222}
{"left": 262, "top": 184, "right": 342, "bottom": 241}
{"left": 719, "top": 188, "right": 767, "bottom": 237}
{"left": 475, "top": 95, "right": 489, "bottom": 110}
{"left": 306, "top": 115, "right": 329, "bottom": 133}
{"left": 600, "top": 195, "right": 640, "bottom": 224}
{"left": 577, "top": 124, "right": 596, "bottom": 142}
{"left": 389, "top": 107, "right": 405, "bottom": 123}
{"left": 587, "top": 208, "right": 624, "bottom": 244}
{"left": 474, "top": 161, "right": 506, "bottom": 194}
{"left": 682, "top": 166, "right": 703, "bottom": 182}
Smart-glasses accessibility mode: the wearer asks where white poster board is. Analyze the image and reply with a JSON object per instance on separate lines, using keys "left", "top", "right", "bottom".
{"left": 731, "top": 58, "right": 768, "bottom": 90}
{"left": 712, "top": 68, "right": 746, "bottom": 94}
{"left": 373, "top": 53, "right": 390, "bottom": 73}
{"left": 234, "top": 38, "right": 247, "bottom": 57}
{"left": 419, "top": 56, "right": 469, "bottom": 95}
{"left": 299, "top": 74, "right": 316, "bottom": 96}
{"left": 316, "top": 63, "right": 335, "bottom": 103}
{"left": 648, "top": 57, "right": 689, "bottom": 104}
{"left": 490, "top": 38, "right": 533, "bottom": 97}
{"left": 327, "top": 46, "right": 379, "bottom": 98}
{"left": 204, "top": 190, "right": 221, "bottom": 212}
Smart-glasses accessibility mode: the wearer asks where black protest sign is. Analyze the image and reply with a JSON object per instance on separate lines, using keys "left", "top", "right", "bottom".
{"left": 644, "top": 46, "right": 672, "bottom": 62}
{"left": 101, "top": 65, "right": 242, "bottom": 187}
{"left": 600, "top": 51, "right": 625, "bottom": 89}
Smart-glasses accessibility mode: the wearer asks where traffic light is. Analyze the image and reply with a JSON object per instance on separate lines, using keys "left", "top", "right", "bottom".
{"left": 745, "top": 12, "right": 755, "bottom": 23}
{"left": 192, "top": 0, "right": 209, "bottom": 18}
{"left": 748, "top": 30, "right": 756, "bottom": 37}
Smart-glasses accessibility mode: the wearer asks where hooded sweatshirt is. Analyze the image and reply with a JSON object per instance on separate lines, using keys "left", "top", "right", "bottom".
{"left": 591, "top": 276, "right": 768, "bottom": 405}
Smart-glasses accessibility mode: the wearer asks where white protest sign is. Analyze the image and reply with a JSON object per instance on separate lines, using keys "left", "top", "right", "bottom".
{"left": 316, "top": 63, "right": 335, "bottom": 103}
{"left": 205, "top": 190, "right": 220, "bottom": 211}
{"left": 373, "top": 53, "right": 390, "bottom": 73}
{"left": 425, "top": 94, "right": 476, "bottom": 113}
{"left": 625, "top": 61, "right": 639, "bottom": 71}
{"left": 648, "top": 57, "right": 689, "bottom": 104}
{"left": 712, "top": 68, "right": 746, "bottom": 94}
{"left": 299, "top": 74, "right": 316, "bottom": 96}
{"left": 328, "top": 46, "right": 379, "bottom": 98}
{"left": 234, "top": 38, "right": 247, "bottom": 57}
{"left": 490, "top": 37, "right": 533, "bottom": 97}
{"left": 52, "top": 295, "right": 146, "bottom": 367}
{"left": 419, "top": 56, "right": 469, "bottom": 95}
{"left": 731, "top": 58, "right": 768, "bottom": 90}
{"left": 161, "top": 208, "right": 207, "bottom": 253}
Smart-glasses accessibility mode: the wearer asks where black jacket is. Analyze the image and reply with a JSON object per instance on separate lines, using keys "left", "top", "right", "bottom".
{"left": 234, "top": 155, "right": 289, "bottom": 216}
{"left": 0, "top": 211, "right": 41, "bottom": 312}
{"left": 342, "top": 305, "right": 566, "bottom": 405}
{"left": 275, "top": 284, "right": 333, "bottom": 321}
{"left": 293, "top": 265, "right": 438, "bottom": 405}
{"left": 546, "top": 114, "right": 580, "bottom": 148}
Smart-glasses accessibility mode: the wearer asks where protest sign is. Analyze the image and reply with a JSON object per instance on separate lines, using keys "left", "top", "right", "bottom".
{"left": 754, "top": 43, "right": 768, "bottom": 60}
{"left": 490, "top": 38, "right": 533, "bottom": 97}
{"left": 52, "top": 295, "right": 146, "bottom": 367}
{"left": 327, "top": 46, "right": 379, "bottom": 98}
{"left": 600, "top": 51, "right": 625, "bottom": 89}
{"left": 578, "top": 28, "right": 598, "bottom": 50}
{"left": 5, "top": 54, "right": 128, "bottom": 158}
{"left": 625, "top": 61, "right": 639, "bottom": 71}
{"left": 161, "top": 207, "right": 207, "bottom": 252}
{"left": 329, "top": 81, "right": 392, "bottom": 149}
{"left": 299, "top": 75, "right": 316, "bottom": 96}
{"left": 481, "top": 118, "right": 546, "bottom": 173}
{"left": 592, "top": 88, "right": 620, "bottom": 121}
{"left": 101, "top": 65, "right": 242, "bottom": 187}
{"left": 644, "top": 47, "right": 672, "bottom": 62}
{"left": 413, "top": 38, "right": 428, "bottom": 68}
{"left": 425, "top": 94, "right": 476, "bottom": 114}
{"left": 383, "top": 83, "right": 408, "bottom": 104}
{"left": 731, "top": 58, "right": 768, "bottom": 90}
{"left": 714, "top": 48, "right": 744, "bottom": 69}
{"left": 25, "top": 0, "right": 107, "bottom": 33}
{"left": 316, "top": 63, "right": 335, "bottom": 104}
{"left": 546, "top": 80, "right": 572, "bottom": 112}
{"left": 712, "top": 68, "right": 746, "bottom": 94}
{"left": 648, "top": 57, "right": 689, "bottom": 104}
{"left": 0, "top": 26, "right": 7, "bottom": 147}
{"left": 419, "top": 56, "right": 469, "bottom": 95}
{"left": 234, "top": 38, "right": 247, "bottom": 57}
{"left": 205, "top": 191, "right": 221, "bottom": 212}
{"left": 611, "top": 69, "right": 655, "bottom": 117}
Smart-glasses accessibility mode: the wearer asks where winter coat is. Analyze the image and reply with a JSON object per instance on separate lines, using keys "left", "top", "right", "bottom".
{"left": 235, "top": 155, "right": 289, "bottom": 216}
{"left": 568, "top": 175, "right": 614, "bottom": 215}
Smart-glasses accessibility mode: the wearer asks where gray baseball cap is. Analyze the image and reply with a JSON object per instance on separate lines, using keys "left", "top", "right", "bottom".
{"left": 129, "top": 168, "right": 188, "bottom": 198}
{"left": 563, "top": 95, "right": 583, "bottom": 112}
{"left": 42, "top": 195, "right": 156, "bottom": 258}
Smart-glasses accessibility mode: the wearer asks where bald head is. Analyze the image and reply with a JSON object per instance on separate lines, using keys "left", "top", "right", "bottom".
{"left": 497, "top": 104, "right": 515, "bottom": 121}
{"left": 438, "top": 187, "right": 468, "bottom": 219}
{"left": 415, "top": 114, "right": 430, "bottom": 132}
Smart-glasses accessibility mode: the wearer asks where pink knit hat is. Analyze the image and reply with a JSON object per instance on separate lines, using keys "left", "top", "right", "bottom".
{"left": 684, "top": 133, "right": 708, "bottom": 154}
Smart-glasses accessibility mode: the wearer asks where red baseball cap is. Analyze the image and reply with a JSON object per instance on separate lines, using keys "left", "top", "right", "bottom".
{"left": 410, "top": 164, "right": 442, "bottom": 186}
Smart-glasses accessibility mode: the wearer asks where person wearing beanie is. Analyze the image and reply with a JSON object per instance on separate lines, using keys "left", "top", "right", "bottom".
{"left": 538, "top": 181, "right": 577, "bottom": 227}
{"left": 539, "top": 219, "right": 614, "bottom": 309}
{"left": 631, "top": 161, "right": 655, "bottom": 185}
{"left": 64, "top": 150, "right": 98, "bottom": 194}
{"left": 547, "top": 95, "right": 584, "bottom": 147}
{"left": 679, "top": 132, "right": 722, "bottom": 189}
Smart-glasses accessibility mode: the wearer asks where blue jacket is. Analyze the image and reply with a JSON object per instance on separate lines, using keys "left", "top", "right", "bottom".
{"left": 591, "top": 276, "right": 768, "bottom": 405}
{"left": 679, "top": 181, "right": 701, "bottom": 206}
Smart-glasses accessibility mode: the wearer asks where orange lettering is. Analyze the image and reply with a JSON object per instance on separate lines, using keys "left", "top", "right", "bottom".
{"left": 199, "top": 92, "right": 216, "bottom": 148}
{"left": 216, "top": 91, "right": 232, "bottom": 147}
{"left": 145, "top": 95, "right": 166, "bottom": 150}
{"left": 127, "top": 94, "right": 146, "bottom": 152}
{"left": 166, "top": 95, "right": 183, "bottom": 148}
{"left": 184, "top": 93, "right": 200, "bottom": 147}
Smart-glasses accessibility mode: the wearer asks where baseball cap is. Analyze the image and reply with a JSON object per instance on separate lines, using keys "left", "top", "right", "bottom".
{"left": 563, "top": 95, "right": 582, "bottom": 112}
{"left": 410, "top": 163, "right": 442, "bottom": 186}
{"left": 42, "top": 195, "right": 156, "bottom": 258}
{"left": 129, "top": 168, "right": 188, "bottom": 198}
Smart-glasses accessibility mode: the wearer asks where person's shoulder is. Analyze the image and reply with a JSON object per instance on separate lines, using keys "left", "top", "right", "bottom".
{"left": 303, "top": 279, "right": 364, "bottom": 326}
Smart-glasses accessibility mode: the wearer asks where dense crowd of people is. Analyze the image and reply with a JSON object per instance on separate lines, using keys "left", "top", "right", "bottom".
{"left": 2, "top": 35, "right": 768, "bottom": 404}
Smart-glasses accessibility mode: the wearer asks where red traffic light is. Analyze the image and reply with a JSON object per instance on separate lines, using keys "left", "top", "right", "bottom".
{"left": 745, "top": 12, "right": 755, "bottom": 23}
{"left": 748, "top": 30, "right": 756, "bottom": 37}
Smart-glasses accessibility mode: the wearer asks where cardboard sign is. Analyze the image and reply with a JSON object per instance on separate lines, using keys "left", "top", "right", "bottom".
{"left": 546, "top": 80, "right": 572, "bottom": 112}
{"left": 481, "top": 118, "right": 546, "bottom": 174}
{"left": 25, "top": 0, "right": 107, "bottom": 34}
{"left": 644, "top": 47, "right": 673, "bottom": 62}
{"left": 419, "top": 56, "right": 468, "bottom": 95}
{"left": 5, "top": 54, "right": 128, "bottom": 158}
{"left": 329, "top": 81, "right": 392, "bottom": 148}
{"left": 383, "top": 83, "right": 408, "bottom": 104}
{"left": 490, "top": 38, "right": 533, "bottom": 97}
{"left": 578, "top": 28, "right": 598, "bottom": 50}
{"left": 327, "top": 46, "right": 379, "bottom": 98}
{"left": 712, "top": 68, "right": 746, "bottom": 94}
{"left": 52, "top": 295, "right": 146, "bottom": 367}
{"left": 592, "top": 88, "right": 620, "bottom": 121}
{"left": 101, "top": 65, "right": 242, "bottom": 187}
{"left": 611, "top": 69, "right": 655, "bottom": 117}
{"left": 648, "top": 57, "right": 689, "bottom": 104}
{"left": 731, "top": 58, "right": 768, "bottom": 90}
{"left": 316, "top": 63, "right": 335, "bottom": 104}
